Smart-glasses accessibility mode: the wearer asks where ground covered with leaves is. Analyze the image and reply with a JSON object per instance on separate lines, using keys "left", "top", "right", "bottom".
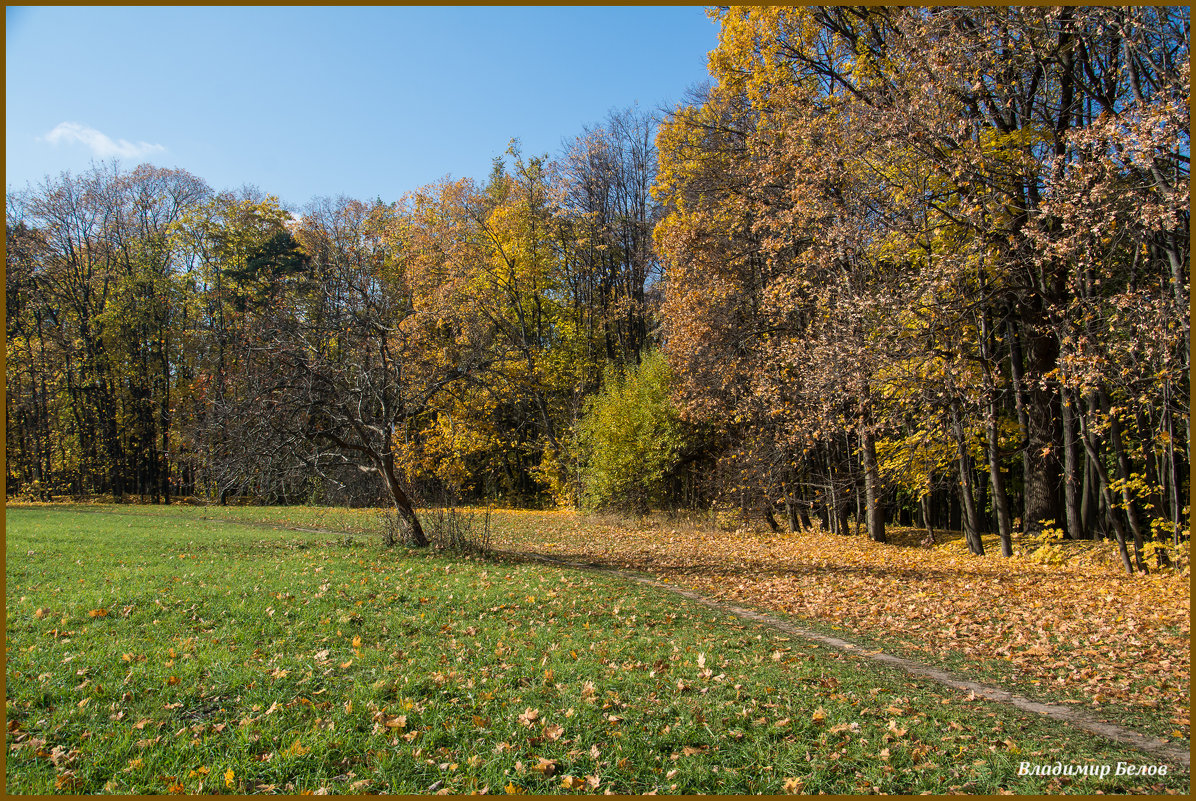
{"left": 5, "top": 505, "right": 1188, "bottom": 794}
{"left": 495, "top": 511, "right": 1190, "bottom": 744}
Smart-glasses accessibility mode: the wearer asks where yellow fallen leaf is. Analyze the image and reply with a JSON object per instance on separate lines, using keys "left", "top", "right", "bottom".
{"left": 531, "top": 757, "right": 558, "bottom": 777}
{"left": 283, "top": 738, "right": 311, "bottom": 757}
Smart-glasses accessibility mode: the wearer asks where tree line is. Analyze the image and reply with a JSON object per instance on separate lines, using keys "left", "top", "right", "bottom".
{"left": 6, "top": 111, "right": 665, "bottom": 534}
{"left": 6, "top": 7, "right": 1189, "bottom": 572}
{"left": 653, "top": 6, "right": 1188, "bottom": 573}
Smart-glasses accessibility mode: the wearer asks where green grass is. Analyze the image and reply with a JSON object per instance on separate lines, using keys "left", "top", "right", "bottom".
{"left": 6, "top": 506, "right": 1189, "bottom": 794}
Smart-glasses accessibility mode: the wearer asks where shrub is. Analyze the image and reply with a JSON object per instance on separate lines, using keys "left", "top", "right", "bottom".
{"left": 578, "top": 350, "right": 686, "bottom": 512}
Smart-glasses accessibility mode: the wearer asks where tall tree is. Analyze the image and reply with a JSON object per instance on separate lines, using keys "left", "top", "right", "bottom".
{"left": 654, "top": 6, "right": 1188, "bottom": 556}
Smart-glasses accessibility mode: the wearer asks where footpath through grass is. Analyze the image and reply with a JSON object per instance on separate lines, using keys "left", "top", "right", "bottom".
{"left": 5, "top": 505, "right": 1190, "bottom": 794}
{"left": 491, "top": 509, "right": 1191, "bottom": 743}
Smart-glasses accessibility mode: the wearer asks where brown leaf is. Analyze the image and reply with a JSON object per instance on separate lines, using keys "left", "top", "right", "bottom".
{"left": 531, "top": 757, "right": 558, "bottom": 777}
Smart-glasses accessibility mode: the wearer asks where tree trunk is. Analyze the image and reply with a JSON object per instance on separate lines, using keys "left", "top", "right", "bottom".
{"left": 825, "top": 450, "right": 838, "bottom": 534}
{"left": 1131, "top": 406, "right": 1170, "bottom": 567}
{"left": 837, "top": 502, "right": 851, "bottom": 538}
{"left": 860, "top": 427, "right": 886, "bottom": 544}
{"left": 1061, "top": 389, "right": 1083, "bottom": 540}
{"left": 952, "top": 402, "right": 984, "bottom": 556}
{"left": 1101, "top": 390, "right": 1147, "bottom": 572}
{"left": 1079, "top": 392, "right": 1135, "bottom": 575}
{"left": 784, "top": 498, "right": 801, "bottom": 533}
{"left": 978, "top": 303, "right": 1011, "bottom": 555}
{"left": 381, "top": 453, "right": 427, "bottom": 547}
{"left": 1006, "top": 318, "right": 1032, "bottom": 531}
{"left": 1022, "top": 326, "right": 1063, "bottom": 537}
{"left": 1164, "top": 384, "right": 1184, "bottom": 549}
{"left": 1080, "top": 446, "right": 1100, "bottom": 539}
{"left": 798, "top": 503, "right": 812, "bottom": 532}
{"left": 986, "top": 401, "right": 1014, "bottom": 556}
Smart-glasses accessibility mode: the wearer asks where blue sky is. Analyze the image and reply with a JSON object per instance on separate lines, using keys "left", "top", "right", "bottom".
{"left": 6, "top": 6, "right": 718, "bottom": 209}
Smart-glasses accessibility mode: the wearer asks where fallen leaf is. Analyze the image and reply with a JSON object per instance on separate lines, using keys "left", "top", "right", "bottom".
{"left": 283, "top": 738, "right": 311, "bottom": 757}
{"left": 531, "top": 757, "right": 558, "bottom": 777}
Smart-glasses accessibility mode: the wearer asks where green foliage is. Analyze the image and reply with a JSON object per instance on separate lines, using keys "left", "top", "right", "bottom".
{"left": 578, "top": 350, "right": 685, "bottom": 511}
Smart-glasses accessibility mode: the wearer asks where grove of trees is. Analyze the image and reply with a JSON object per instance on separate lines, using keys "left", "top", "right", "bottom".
{"left": 6, "top": 7, "right": 1189, "bottom": 573}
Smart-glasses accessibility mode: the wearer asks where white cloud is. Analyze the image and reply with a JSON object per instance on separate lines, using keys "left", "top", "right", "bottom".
{"left": 42, "top": 121, "right": 166, "bottom": 159}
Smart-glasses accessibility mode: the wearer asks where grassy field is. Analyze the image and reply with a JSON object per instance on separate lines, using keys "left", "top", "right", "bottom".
{"left": 5, "top": 505, "right": 1189, "bottom": 794}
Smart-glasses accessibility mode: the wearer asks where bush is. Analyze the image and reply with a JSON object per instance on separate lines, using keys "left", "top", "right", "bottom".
{"left": 424, "top": 503, "right": 493, "bottom": 555}
{"left": 578, "top": 350, "right": 686, "bottom": 511}
{"left": 378, "top": 499, "right": 493, "bottom": 554}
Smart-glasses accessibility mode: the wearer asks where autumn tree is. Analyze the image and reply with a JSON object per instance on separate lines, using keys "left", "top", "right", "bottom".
{"left": 248, "top": 195, "right": 496, "bottom": 544}
{"left": 557, "top": 106, "right": 662, "bottom": 371}
{"left": 6, "top": 163, "right": 209, "bottom": 500}
{"left": 173, "top": 188, "right": 310, "bottom": 503}
{"left": 654, "top": 6, "right": 1188, "bottom": 563}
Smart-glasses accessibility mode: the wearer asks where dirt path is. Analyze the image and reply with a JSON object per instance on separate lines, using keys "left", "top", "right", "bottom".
{"left": 509, "top": 549, "right": 1191, "bottom": 771}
